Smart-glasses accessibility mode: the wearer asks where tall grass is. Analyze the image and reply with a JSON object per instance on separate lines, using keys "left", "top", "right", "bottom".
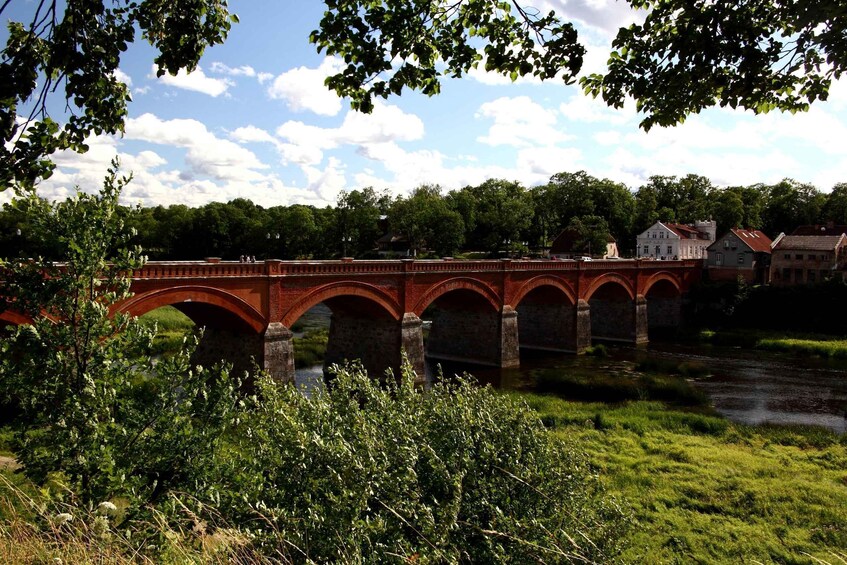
{"left": 0, "top": 476, "right": 268, "bottom": 564}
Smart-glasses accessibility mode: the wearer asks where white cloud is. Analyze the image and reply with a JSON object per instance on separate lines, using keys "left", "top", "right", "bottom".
{"left": 113, "top": 68, "right": 132, "bottom": 87}
{"left": 209, "top": 62, "right": 257, "bottom": 77}
{"left": 536, "top": 0, "right": 643, "bottom": 38}
{"left": 153, "top": 65, "right": 234, "bottom": 97}
{"left": 476, "top": 96, "right": 570, "bottom": 147}
{"left": 267, "top": 57, "right": 346, "bottom": 116}
{"left": 126, "top": 113, "right": 268, "bottom": 181}
{"left": 274, "top": 102, "right": 425, "bottom": 164}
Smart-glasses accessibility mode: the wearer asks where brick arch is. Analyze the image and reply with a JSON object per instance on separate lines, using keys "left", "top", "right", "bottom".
{"left": 118, "top": 286, "right": 266, "bottom": 333}
{"left": 282, "top": 282, "right": 402, "bottom": 327}
{"left": 583, "top": 274, "right": 636, "bottom": 301}
{"left": 643, "top": 272, "right": 682, "bottom": 296}
{"left": 413, "top": 277, "right": 501, "bottom": 316}
{"left": 512, "top": 275, "right": 577, "bottom": 307}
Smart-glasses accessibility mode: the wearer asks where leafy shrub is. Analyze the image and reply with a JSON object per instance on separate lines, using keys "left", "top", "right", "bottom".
{"left": 225, "top": 362, "right": 630, "bottom": 563}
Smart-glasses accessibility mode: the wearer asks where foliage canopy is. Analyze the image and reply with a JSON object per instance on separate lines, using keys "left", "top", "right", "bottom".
{"left": 6, "top": 1, "right": 846, "bottom": 191}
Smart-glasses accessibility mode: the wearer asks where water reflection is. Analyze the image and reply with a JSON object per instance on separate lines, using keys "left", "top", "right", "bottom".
{"left": 296, "top": 342, "right": 847, "bottom": 433}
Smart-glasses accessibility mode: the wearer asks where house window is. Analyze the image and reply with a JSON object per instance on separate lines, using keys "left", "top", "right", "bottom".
{"left": 822, "top": 254, "right": 829, "bottom": 261}
{"left": 667, "top": 245, "right": 673, "bottom": 255}
{"left": 782, "top": 268, "right": 791, "bottom": 281}
{"left": 643, "top": 245, "right": 649, "bottom": 255}
{"left": 655, "top": 245, "right": 661, "bottom": 256}
{"left": 808, "top": 270, "right": 816, "bottom": 283}
{"left": 784, "top": 253, "right": 790, "bottom": 259}
{"left": 716, "top": 252, "right": 723, "bottom": 266}
{"left": 795, "top": 268, "right": 803, "bottom": 281}
{"left": 724, "top": 240, "right": 729, "bottom": 249}
{"left": 660, "top": 231, "right": 664, "bottom": 239}
{"left": 795, "top": 254, "right": 803, "bottom": 260}
{"left": 737, "top": 254, "right": 745, "bottom": 265}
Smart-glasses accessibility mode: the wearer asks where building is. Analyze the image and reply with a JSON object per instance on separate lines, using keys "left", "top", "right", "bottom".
{"left": 705, "top": 228, "right": 773, "bottom": 283}
{"left": 636, "top": 220, "right": 715, "bottom": 260}
{"left": 549, "top": 228, "right": 618, "bottom": 259}
{"left": 376, "top": 232, "right": 411, "bottom": 256}
{"left": 769, "top": 234, "right": 847, "bottom": 285}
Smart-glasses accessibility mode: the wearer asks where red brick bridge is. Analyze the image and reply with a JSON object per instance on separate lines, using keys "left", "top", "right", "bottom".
{"left": 1, "top": 258, "right": 701, "bottom": 382}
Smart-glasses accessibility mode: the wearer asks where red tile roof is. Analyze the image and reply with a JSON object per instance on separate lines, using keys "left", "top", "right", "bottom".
{"left": 730, "top": 228, "right": 773, "bottom": 253}
{"left": 665, "top": 223, "right": 707, "bottom": 239}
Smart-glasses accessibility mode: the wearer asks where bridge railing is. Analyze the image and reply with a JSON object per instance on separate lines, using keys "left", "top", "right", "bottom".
{"left": 131, "top": 258, "right": 702, "bottom": 279}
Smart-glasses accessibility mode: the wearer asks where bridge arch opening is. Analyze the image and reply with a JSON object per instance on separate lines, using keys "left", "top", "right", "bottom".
{"left": 422, "top": 288, "right": 508, "bottom": 367}
{"left": 644, "top": 278, "right": 683, "bottom": 336}
{"left": 588, "top": 281, "right": 638, "bottom": 343}
{"left": 283, "top": 286, "right": 407, "bottom": 381}
{"left": 514, "top": 284, "right": 582, "bottom": 353}
{"left": 122, "top": 289, "right": 267, "bottom": 379}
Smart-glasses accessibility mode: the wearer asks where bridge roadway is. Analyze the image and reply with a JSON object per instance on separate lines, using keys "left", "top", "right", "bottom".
{"left": 1, "top": 258, "right": 702, "bottom": 382}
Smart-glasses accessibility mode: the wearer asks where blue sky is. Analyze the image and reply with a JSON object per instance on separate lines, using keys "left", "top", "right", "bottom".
{"left": 6, "top": 1, "right": 847, "bottom": 208}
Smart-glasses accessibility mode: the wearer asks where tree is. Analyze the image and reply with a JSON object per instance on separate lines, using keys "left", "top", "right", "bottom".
{"left": 823, "top": 183, "right": 847, "bottom": 225}
{"left": 0, "top": 163, "right": 240, "bottom": 506}
{"left": 566, "top": 215, "right": 610, "bottom": 258}
{"left": 389, "top": 185, "right": 465, "bottom": 257}
{"left": 460, "top": 179, "right": 533, "bottom": 253}
{"left": 7, "top": 1, "right": 845, "bottom": 194}
{"left": 762, "top": 179, "right": 825, "bottom": 236}
{"left": 582, "top": 0, "right": 847, "bottom": 130}
{"left": 710, "top": 188, "right": 745, "bottom": 234}
{"left": 336, "top": 188, "right": 390, "bottom": 257}
{"left": 1, "top": 0, "right": 236, "bottom": 191}
{"left": 311, "top": 1, "right": 584, "bottom": 114}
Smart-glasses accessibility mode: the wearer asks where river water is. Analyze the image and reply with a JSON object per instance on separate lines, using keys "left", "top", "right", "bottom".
{"left": 296, "top": 340, "right": 847, "bottom": 434}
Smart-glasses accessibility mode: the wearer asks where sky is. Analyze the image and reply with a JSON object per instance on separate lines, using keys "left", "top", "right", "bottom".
{"left": 5, "top": 1, "right": 847, "bottom": 209}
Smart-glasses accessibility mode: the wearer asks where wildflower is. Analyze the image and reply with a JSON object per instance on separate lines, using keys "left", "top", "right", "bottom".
{"left": 54, "top": 512, "right": 73, "bottom": 525}
{"left": 97, "top": 501, "right": 118, "bottom": 515}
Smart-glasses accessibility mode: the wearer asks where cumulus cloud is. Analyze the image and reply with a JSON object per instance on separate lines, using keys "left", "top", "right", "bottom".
{"left": 476, "top": 96, "right": 570, "bottom": 147}
{"left": 153, "top": 65, "right": 234, "bottom": 97}
{"left": 126, "top": 113, "right": 268, "bottom": 181}
{"left": 274, "top": 102, "right": 426, "bottom": 165}
{"left": 209, "top": 62, "right": 257, "bottom": 77}
{"left": 267, "top": 57, "right": 346, "bottom": 116}
{"left": 113, "top": 68, "right": 132, "bottom": 87}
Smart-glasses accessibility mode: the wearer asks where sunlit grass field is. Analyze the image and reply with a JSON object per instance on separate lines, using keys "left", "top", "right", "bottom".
{"left": 513, "top": 392, "right": 847, "bottom": 563}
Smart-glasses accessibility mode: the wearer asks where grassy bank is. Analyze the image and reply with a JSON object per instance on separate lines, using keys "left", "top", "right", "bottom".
{"left": 700, "top": 328, "right": 847, "bottom": 358}
{"left": 138, "top": 306, "right": 195, "bottom": 355}
{"left": 513, "top": 392, "right": 847, "bottom": 563}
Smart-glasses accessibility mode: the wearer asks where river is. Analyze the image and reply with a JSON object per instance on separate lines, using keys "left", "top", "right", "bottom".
{"left": 296, "top": 339, "right": 847, "bottom": 434}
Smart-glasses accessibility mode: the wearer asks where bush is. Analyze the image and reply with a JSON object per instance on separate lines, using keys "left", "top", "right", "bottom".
{"left": 225, "top": 362, "right": 630, "bottom": 563}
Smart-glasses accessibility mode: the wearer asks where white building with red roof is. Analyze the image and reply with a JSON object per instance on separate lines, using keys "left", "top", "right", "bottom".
{"left": 636, "top": 220, "right": 716, "bottom": 260}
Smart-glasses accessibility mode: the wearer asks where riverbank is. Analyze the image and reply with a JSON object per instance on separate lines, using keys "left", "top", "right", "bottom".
{"left": 2, "top": 394, "right": 845, "bottom": 563}
{"left": 699, "top": 328, "right": 847, "bottom": 358}
{"left": 511, "top": 392, "right": 847, "bottom": 563}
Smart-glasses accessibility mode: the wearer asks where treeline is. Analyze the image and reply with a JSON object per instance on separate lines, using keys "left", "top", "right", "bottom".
{"left": 3, "top": 172, "right": 847, "bottom": 260}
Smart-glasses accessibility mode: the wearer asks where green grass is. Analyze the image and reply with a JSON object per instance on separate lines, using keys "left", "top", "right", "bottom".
{"left": 758, "top": 338, "right": 847, "bottom": 359}
{"left": 510, "top": 392, "right": 847, "bottom": 564}
{"left": 534, "top": 363, "right": 710, "bottom": 407}
{"left": 138, "top": 306, "right": 196, "bottom": 356}
{"left": 293, "top": 329, "right": 328, "bottom": 367}
{"left": 700, "top": 328, "right": 847, "bottom": 358}
{"left": 137, "top": 306, "right": 195, "bottom": 332}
